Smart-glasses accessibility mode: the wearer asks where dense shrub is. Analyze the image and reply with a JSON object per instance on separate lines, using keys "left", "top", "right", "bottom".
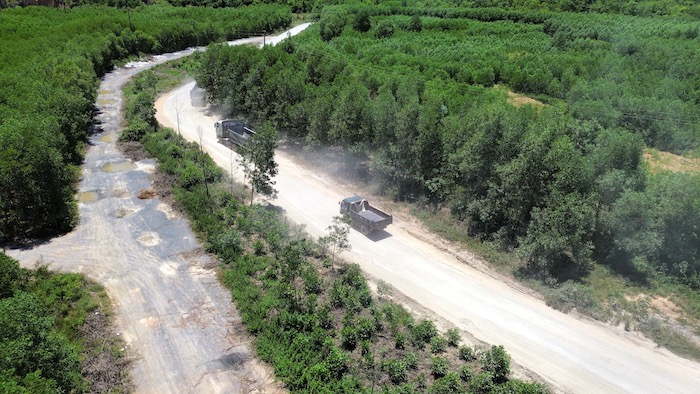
{"left": 196, "top": 7, "right": 700, "bottom": 287}
{"left": 411, "top": 319, "right": 438, "bottom": 349}
{"left": 446, "top": 328, "right": 460, "bottom": 347}
{"left": 209, "top": 229, "right": 243, "bottom": 263}
{"left": 375, "top": 19, "right": 396, "bottom": 38}
{"left": 458, "top": 345, "right": 476, "bottom": 361}
{"left": 482, "top": 345, "right": 511, "bottom": 384}
{"left": 384, "top": 359, "right": 408, "bottom": 384}
{"left": 0, "top": 254, "right": 118, "bottom": 393}
{"left": 430, "top": 335, "right": 448, "bottom": 354}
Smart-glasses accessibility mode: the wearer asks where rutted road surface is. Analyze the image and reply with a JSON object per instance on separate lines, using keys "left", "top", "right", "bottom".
{"left": 6, "top": 26, "right": 310, "bottom": 393}
{"left": 157, "top": 81, "right": 700, "bottom": 392}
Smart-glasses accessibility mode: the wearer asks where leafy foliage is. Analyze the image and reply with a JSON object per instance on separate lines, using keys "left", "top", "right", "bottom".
{"left": 446, "top": 328, "right": 460, "bottom": 347}
{"left": 319, "top": 214, "right": 352, "bottom": 268}
{"left": 195, "top": 3, "right": 700, "bottom": 288}
{"left": 241, "top": 121, "right": 279, "bottom": 204}
{"left": 458, "top": 345, "right": 476, "bottom": 362}
{"left": 482, "top": 345, "right": 511, "bottom": 384}
{"left": 0, "top": 4, "right": 291, "bottom": 244}
{"left": 430, "top": 356, "right": 448, "bottom": 378}
{"left": 0, "top": 254, "right": 121, "bottom": 392}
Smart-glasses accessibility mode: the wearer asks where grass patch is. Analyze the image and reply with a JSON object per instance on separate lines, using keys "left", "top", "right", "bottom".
{"left": 644, "top": 147, "right": 700, "bottom": 174}
{"left": 638, "top": 317, "right": 700, "bottom": 360}
{"left": 411, "top": 207, "right": 515, "bottom": 273}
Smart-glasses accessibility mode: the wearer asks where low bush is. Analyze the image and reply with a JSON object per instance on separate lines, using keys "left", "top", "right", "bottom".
{"left": 341, "top": 323, "right": 358, "bottom": 350}
{"left": 429, "top": 372, "right": 464, "bottom": 394}
{"left": 404, "top": 352, "right": 419, "bottom": 370}
{"left": 430, "top": 335, "right": 448, "bottom": 354}
{"left": 384, "top": 359, "right": 408, "bottom": 384}
{"left": 446, "top": 328, "right": 461, "bottom": 347}
{"left": 458, "top": 344, "right": 476, "bottom": 361}
{"left": 411, "top": 319, "right": 438, "bottom": 349}
{"left": 482, "top": 345, "right": 511, "bottom": 384}
{"left": 460, "top": 365, "right": 473, "bottom": 382}
{"left": 430, "top": 356, "right": 449, "bottom": 378}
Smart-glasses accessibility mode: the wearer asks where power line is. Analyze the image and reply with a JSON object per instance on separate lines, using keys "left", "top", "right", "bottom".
{"left": 572, "top": 101, "right": 700, "bottom": 127}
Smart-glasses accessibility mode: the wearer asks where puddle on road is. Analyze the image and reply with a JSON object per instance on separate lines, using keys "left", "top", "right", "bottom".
{"left": 138, "top": 232, "right": 160, "bottom": 246}
{"left": 99, "top": 133, "right": 117, "bottom": 143}
{"left": 96, "top": 98, "right": 116, "bottom": 106}
{"left": 114, "top": 207, "right": 139, "bottom": 218}
{"left": 78, "top": 191, "right": 100, "bottom": 203}
{"left": 111, "top": 188, "right": 130, "bottom": 198}
{"left": 98, "top": 89, "right": 115, "bottom": 96}
{"left": 102, "top": 161, "right": 136, "bottom": 172}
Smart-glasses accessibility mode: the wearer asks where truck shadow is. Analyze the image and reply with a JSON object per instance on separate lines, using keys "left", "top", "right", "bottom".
{"left": 365, "top": 229, "right": 392, "bottom": 242}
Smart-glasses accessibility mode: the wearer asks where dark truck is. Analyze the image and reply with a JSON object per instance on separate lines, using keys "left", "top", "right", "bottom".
{"left": 215, "top": 120, "right": 255, "bottom": 149}
{"left": 340, "top": 195, "right": 392, "bottom": 235}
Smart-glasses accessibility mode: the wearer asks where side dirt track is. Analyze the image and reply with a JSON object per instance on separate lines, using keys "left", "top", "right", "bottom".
{"left": 5, "top": 27, "right": 311, "bottom": 393}
{"left": 156, "top": 78, "right": 700, "bottom": 393}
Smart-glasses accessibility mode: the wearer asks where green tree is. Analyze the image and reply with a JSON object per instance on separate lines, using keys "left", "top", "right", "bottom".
{"left": 375, "top": 19, "right": 395, "bottom": 39}
{"left": 241, "top": 122, "right": 278, "bottom": 205}
{"left": 329, "top": 82, "right": 372, "bottom": 146}
{"left": 599, "top": 189, "right": 662, "bottom": 269}
{"left": 353, "top": 9, "right": 371, "bottom": 33}
{"left": 650, "top": 173, "right": 700, "bottom": 286}
{"left": 319, "top": 10, "right": 347, "bottom": 41}
{"left": 320, "top": 215, "right": 352, "bottom": 271}
{"left": 407, "top": 14, "right": 423, "bottom": 32}
{"left": 519, "top": 193, "right": 596, "bottom": 280}
{"left": 0, "top": 120, "right": 77, "bottom": 243}
{"left": 0, "top": 254, "right": 24, "bottom": 299}
{"left": 0, "top": 293, "right": 84, "bottom": 393}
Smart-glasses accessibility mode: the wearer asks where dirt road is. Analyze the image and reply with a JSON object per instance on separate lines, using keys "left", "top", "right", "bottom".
{"left": 6, "top": 26, "right": 310, "bottom": 393}
{"left": 157, "top": 79, "right": 700, "bottom": 392}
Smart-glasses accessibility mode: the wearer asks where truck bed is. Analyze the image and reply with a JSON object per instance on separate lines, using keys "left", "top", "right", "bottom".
{"left": 358, "top": 210, "right": 386, "bottom": 222}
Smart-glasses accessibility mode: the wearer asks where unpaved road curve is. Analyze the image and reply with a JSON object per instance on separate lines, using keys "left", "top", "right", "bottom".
{"left": 7, "top": 26, "right": 310, "bottom": 394}
{"left": 158, "top": 79, "right": 700, "bottom": 392}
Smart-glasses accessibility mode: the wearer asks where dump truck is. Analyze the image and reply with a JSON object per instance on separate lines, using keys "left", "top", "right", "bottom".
{"left": 215, "top": 120, "right": 255, "bottom": 149}
{"left": 190, "top": 85, "right": 207, "bottom": 107}
{"left": 340, "top": 195, "right": 392, "bottom": 235}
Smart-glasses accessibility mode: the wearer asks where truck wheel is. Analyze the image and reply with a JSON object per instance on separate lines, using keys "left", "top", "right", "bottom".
{"left": 360, "top": 225, "right": 370, "bottom": 236}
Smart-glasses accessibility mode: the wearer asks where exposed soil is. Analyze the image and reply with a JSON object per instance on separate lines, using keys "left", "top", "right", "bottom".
{"left": 137, "top": 189, "right": 157, "bottom": 199}
{"left": 651, "top": 296, "right": 682, "bottom": 320}
{"left": 495, "top": 84, "right": 546, "bottom": 108}
{"left": 120, "top": 140, "right": 151, "bottom": 162}
{"left": 80, "top": 310, "right": 133, "bottom": 393}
